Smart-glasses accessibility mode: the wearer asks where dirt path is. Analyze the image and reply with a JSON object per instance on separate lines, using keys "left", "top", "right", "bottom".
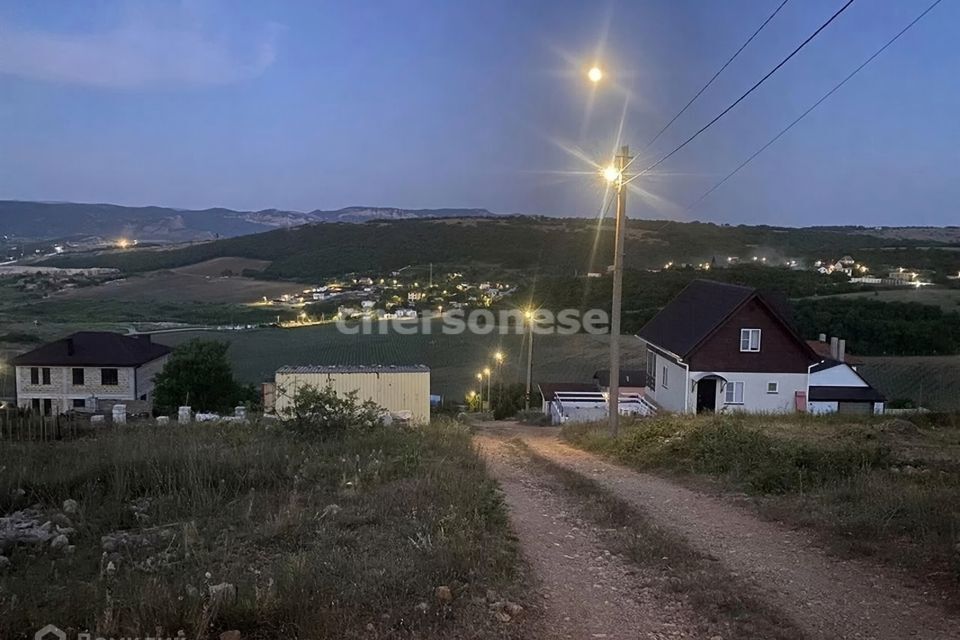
{"left": 483, "top": 423, "right": 960, "bottom": 640}
{"left": 475, "top": 433, "right": 702, "bottom": 639}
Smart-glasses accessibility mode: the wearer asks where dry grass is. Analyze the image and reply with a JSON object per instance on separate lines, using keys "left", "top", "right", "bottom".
{"left": 0, "top": 420, "right": 529, "bottom": 639}
{"left": 509, "top": 440, "right": 805, "bottom": 640}
{"left": 563, "top": 413, "right": 960, "bottom": 600}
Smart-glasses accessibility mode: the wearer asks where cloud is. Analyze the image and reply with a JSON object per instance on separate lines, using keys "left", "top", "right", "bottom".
{"left": 0, "top": 8, "right": 280, "bottom": 89}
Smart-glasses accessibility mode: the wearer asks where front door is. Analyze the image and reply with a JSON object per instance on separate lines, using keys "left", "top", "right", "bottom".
{"left": 696, "top": 379, "right": 717, "bottom": 414}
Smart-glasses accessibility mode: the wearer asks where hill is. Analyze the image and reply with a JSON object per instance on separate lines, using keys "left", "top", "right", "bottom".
{"left": 40, "top": 215, "right": 958, "bottom": 281}
{"left": 0, "top": 200, "right": 495, "bottom": 243}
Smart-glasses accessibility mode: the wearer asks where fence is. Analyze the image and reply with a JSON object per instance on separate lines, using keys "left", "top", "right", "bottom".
{"left": 0, "top": 409, "right": 88, "bottom": 441}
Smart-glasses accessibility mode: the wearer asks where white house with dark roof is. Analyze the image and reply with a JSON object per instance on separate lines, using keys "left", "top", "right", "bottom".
{"left": 637, "top": 280, "right": 819, "bottom": 414}
{"left": 11, "top": 331, "right": 172, "bottom": 415}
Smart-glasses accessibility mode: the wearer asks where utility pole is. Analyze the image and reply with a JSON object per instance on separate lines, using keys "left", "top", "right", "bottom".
{"left": 525, "top": 311, "right": 534, "bottom": 411}
{"left": 608, "top": 145, "right": 631, "bottom": 437}
{"left": 477, "top": 373, "right": 484, "bottom": 412}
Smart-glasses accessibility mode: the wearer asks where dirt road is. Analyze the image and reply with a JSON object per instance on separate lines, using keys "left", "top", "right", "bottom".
{"left": 476, "top": 423, "right": 960, "bottom": 640}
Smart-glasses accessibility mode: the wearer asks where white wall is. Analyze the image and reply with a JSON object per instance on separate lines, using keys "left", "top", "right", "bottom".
{"left": 810, "top": 364, "right": 867, "bottom": 388}
{"left": 691, "top": 371, "right": 807, "bottom": 414}
{"left": 647, "top": 352, "right": 688, "bottom": 413}
{"left": 809, "top": 400, "right": 839, "bottom": 415}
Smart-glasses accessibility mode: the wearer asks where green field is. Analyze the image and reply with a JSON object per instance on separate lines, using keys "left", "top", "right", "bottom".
{"left": 813, "top": 287, "right": 960, "bottom": 312}
{"left": 859, "top": 355, "right": 960, "bottom": 411}
{"left": 154, "top": 322, "right": 645, "bottom": 401}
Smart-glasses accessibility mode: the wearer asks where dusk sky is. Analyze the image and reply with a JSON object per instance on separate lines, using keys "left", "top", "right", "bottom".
{"left": 1, "top": 0, "right": 957, "bottom": 226}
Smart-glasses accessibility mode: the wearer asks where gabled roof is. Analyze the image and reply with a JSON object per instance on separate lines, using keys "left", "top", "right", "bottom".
{"left": 637, "top": 279, "right": 812, "bottom": 360}
{"left": 593, "top": 369, "right": 647, "bottom": 387}
{"left": 11, "top": 332, "right": 171, "bottom": 367}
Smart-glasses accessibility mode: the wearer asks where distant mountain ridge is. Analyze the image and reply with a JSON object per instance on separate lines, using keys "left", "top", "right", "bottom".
{"left": 0, "top": 200, "right": 496, "bottom": 243}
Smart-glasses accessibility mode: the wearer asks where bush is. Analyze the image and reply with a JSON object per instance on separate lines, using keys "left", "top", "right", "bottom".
{"left": 280, "top": 384, "right": 384, "bottom": 435}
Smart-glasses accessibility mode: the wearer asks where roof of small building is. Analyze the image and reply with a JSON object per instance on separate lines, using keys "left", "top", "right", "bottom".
{"left": 637, "top": 279, "right": 807, "bottom": 359}
{"left": 276, "top": 364, "right": 430, "bottom": 374}
{"left": 808, "top": 385, "right": 886, "bottom": 402}
{"left": 11, "top": 331, "right": 171, "bottom": 367}
{"left": 593, "top": 369, "right": 647, "bottom": 387}
{"left": 538, "top": 382, "right": 598, "bottom": 401}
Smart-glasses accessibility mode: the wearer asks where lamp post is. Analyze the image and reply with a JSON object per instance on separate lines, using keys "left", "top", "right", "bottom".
{"left": 483, "top": 367, "right": 492, "bottom": 413}
{"left": 524, "top": 309, "right": 535, "bottom": 411}
{"left": 602, "top": 146, "right": 631, "bottom": 437}
{"left": 494, "top": 350, "right": 504, "bottom": 408}
{"left": 476, "top": 372, "right": 484, "bottom": 412}
{"left": 590, "top": 65, "right": 632, "bottom": 438}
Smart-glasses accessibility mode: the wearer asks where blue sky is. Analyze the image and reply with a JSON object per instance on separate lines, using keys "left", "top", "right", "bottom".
{"left": 0, "top": 0, "right": 957, "bottom": 226}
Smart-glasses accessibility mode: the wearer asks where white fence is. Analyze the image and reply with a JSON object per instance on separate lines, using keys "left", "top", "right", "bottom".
{"left": 548, "top": 391, "right": 657, "bottom": 425}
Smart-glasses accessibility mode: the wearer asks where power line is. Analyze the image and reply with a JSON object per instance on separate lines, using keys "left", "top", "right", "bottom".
{"left": 645, "top": 0, "right": 791, "bottom": 150}
{"left": 627, "top": 0, "right": 856, "bottom": 180}
{"left": 687, "top": 0, "right": 944, "bottom": 211}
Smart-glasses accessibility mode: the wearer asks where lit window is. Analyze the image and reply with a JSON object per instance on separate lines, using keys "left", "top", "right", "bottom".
{"left": 740, "top": 328, "right": 761, "bottom": 352}
{"left": 767, "top": 381, "right": 779, "bottom": 394}
{"left": 724, "top": 381, "right": 745, "bottom": 404}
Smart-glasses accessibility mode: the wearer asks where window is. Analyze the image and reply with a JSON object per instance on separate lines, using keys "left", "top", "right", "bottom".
{"left": 41, "top": 368, "right": 51, "bottom": 385}
{"left": 766, "top": 381, "right": 779, "bottom": 394}
{"left": 31, "top": 398, "right": 40, "bottom": 412}
{"left": 101, "top": 368, "right": 119, "bottom": 386}
{"left": 662, "top": 366, "right": 669, "bottom": 389}
{"left": 646, "top": 349, "right": 656, "bottom": 391}
{"left": 740, "top": 328, "right": 761, "bottom": 352}
{"left": 72, "top": 398, "right": 86, "bottom": 408}
{"left": 72, "top": 368, "right": 85, "bottom": 386}
{"left": 42, "top": 399, "right": 52, "bottom": 416}
{"left": 30, "top": 367, "right": 39, "bottom": 385}
{"left": 724, "top": 381, "right": 745, "bottom": 405}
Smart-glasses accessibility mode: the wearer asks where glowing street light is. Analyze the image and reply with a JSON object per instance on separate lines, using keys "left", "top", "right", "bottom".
{"left": 602, "top": 165, "right": 621, "bottom": 184}
{"left": 476, "top": 372, "right": 484, "bottom": 412}
{"left": 587, "top": 66, "right": 603, "bottom": 83}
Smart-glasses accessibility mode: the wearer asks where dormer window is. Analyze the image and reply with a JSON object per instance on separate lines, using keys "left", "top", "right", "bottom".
{"left": 740, "top": 328, "right": 761, "bottom": 352}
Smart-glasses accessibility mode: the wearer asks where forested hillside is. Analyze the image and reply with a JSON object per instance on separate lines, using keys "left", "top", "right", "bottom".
{"left": 42, "top": 216, "right": 946, "bottom": 280}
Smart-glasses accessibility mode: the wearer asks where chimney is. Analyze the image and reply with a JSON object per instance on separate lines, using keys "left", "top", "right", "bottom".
{"left": 830, "top": 336, "right": 839, "bottom": 360}
{"left": 66, "top": 338, "right": 75, "bottom": 356}
{"left": 818, "top": 333, "right": 827, "bottom": 343}
{"left": 838, "top": 339, "right": 846, "bottom": 363}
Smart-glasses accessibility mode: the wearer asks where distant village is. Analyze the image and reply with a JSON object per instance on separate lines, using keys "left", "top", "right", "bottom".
{"left": 256, "top": 268, "right": 517, "bottom": 326}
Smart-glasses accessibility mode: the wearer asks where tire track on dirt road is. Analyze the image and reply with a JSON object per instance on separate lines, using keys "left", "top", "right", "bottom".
{"left": 492, "top": 424, "right": 959, "bottom": 640}
{"left": 475, "top": 433, "right": 703, "bottom": 640}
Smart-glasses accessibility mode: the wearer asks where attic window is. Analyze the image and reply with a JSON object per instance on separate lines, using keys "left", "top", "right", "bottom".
{"left": 740, "top": 328, "right": 761, "bottom": 352}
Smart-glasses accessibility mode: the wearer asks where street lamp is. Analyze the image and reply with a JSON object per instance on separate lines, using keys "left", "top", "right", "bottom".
{"left": 593, "top": 67, "right": 632, "bottom": 437}
{"left": 483, "top": 367, "right": 492, "bottom": 414}
{"left": 493, "top": 350, "right": 505, "bottom": 412}
{"left": 476, "top": 372, "right": 484, "bottom": 412}
{"left": 524, "top": 309, "right": 535, "bottom": 411}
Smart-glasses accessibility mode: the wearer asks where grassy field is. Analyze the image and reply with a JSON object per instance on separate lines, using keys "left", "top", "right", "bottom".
{"left": 52, "top": 258, "right": 294, "bottom": 304}
{"left": 154, "top": 323, "right": 646, "bottom": 401}
{"left": 0, "top": 419, "right": 529, "bottom": 639}
{"left": 563, "top": 413, "right": 960, "bottom": 600}
{"left": 812, "top": 286, "right": 960, "bottom": 312}
{"left": 860, "top": 355, "right": 960, "bottom": 410}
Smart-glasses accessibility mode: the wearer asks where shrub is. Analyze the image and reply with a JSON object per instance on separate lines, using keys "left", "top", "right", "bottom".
{"left": 280, "top": 384, "right": 383, "bottom": 434}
